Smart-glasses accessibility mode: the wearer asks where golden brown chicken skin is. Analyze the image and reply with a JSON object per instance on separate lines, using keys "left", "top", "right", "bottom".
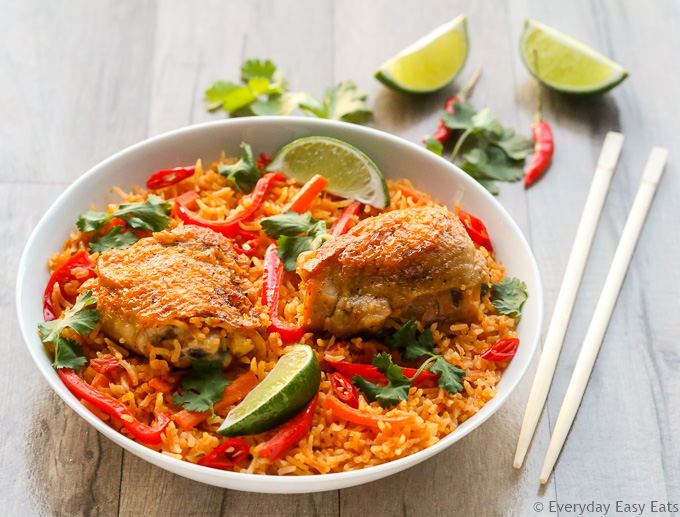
{"left": 82, "top": 225, "right": 263, "bottom": 367}
{"left": 297, "top": 206, "right": 487, "bottom": 337}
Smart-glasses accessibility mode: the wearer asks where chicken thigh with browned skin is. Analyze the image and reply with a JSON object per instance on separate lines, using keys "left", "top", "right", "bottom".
{"left": 296, "top": 206, "right": 487, "bottom": 338}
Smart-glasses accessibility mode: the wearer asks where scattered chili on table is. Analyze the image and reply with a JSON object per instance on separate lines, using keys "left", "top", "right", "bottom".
{"left": 146, "top": 166, "right": 196, "bottom": 190}
{"left": 524, "top": 56, "right": 554, "bottom": 187}
{"left": 198, "top": 438, "right": 250, "bottom": 470}
{"left": 43, "top": 250, "right": 97, "bottom": 321}
{"left": 480, "top": 338, "right": 520, "bottom": 361}
{"left": 260, "top": 394, "right": 318, "bottom": 461}
{"left": 329, "top": 201, "right": 362, "bottom": 237}
{"left": 329, "top": 373, "right": 358, "bottom": 409}
{"left": 458, "top": 210, "right": 493, "bottom": 252}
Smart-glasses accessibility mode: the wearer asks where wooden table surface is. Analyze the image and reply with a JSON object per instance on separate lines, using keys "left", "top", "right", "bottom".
{"left": 2, "top": 1, "right": 678, "bottom": 515}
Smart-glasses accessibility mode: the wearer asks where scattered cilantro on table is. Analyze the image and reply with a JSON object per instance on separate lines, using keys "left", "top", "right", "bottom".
{"left": 218, "top": 142, "right": 261, "bottom": 192}
{"left": 173, "top": 360, "right": 230, "bottom": 416}
{"left": 260, "top": 211, "right": 328, "bottom": 271}
{"left": 491, "top": 277, "right": 528, "bottom": 318}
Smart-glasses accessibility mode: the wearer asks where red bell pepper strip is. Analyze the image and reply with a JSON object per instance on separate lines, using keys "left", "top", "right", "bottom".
{"left": 329, "top": 201, "right": 362, "bottom": 237}
{"left": 262, "top": 243, "right": 304, "bottom": 343}
{"left": 329, "top": 373, "right": 358, "bottom": 409}
{"left": 328, "top": 359, "right": 439, "bottom": 383}
{"left": 323, "top": 395, "right": 410, "bottom": 428}
{"left": 260, "top": 394, "right": 318, "bottom": 461}
{"left": 175, "top": 172, "right": 284, "bottom": 237}
{"left": 284, "top": 174, "right": 329, "bottom": 214}
{"left": 480, "top": 338, "right": 519, "bottom": 361}
{"left": 146, "top": 166, "right": 196, "bottom": 190}
{"left": 198, "top": 438, "right": 250, "bottom": 470}
{"left": 58, "top": 368, "right": 171, "bottom": 445}
{"left": 458, "top": 210, "right": 493, "bottom": 252}
{"left": 90, "top": 355, "right": 119, "bottom": 374}
{"left": 43, "top": 251, "right": 97, "bottom": 322}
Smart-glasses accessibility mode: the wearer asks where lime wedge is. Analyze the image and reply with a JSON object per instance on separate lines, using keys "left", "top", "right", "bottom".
{"left": 266, "top": 136, "right": 389, "bottom": 208}
{"left": 375, "top": 15, "right": 468, "bottom": 94}
{"left": 520, "top": 19, "right": 628, "bottom": 94}
{"left": 218, "top": 345, "right": 320, "bottom": 437}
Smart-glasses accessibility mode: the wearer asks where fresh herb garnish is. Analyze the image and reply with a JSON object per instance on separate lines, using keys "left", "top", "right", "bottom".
{"left": 491, "top": 277, "right": 529, "bottom": 318}
{"left": 77, "top": 195, "right": 171, "bottom": 253}
{"left": 352, "top": 352, "right": 413, "bottom": 409}
{"left": 38, "top": 290, "right": 99, "bottom": 370}
{"left": 173, "top": 359, "right": 230, "bottom": 417}
{"left": 424, "top": 135, "right": 444, "bottom": 156}
{"left": 439, "top": 100, "right": 534, "bottom": 194}
{"left": 218, "top": 142, "right": 261, "bottom": 192}
{"left": 260, "top": 211, "right": 328, "bottom": 271}
{"left": 205, "top": 59, "right": 372, "bottom": 122}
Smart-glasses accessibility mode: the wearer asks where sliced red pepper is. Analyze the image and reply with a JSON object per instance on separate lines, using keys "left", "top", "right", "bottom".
{"left": 43, "top": 251, "right": 97, "bottom": 322}
{"left": 175, "top": 172, "right": 284, "bottom": 238}
{"left": 329, "top": 373, "right": 358, "bottom": 409}
{"left": 58, "top": 368, "right": 171, "bottom": 445}
{"left": 328, "top": 359, "right": 439, "bottom": 383}
{"left": 198, "top": 438, "right": 250, "bottom": 470}
{"left": 262, "top": 243, "right": 304, "bottom": 343}
{"left": 329, "top": 201, "right": 362, "bottom": 237}
{"left": 458, "top": 210, "right": 493, "bottom": 252}
{"left": 146, "top": 166, "right": 196, "bottom": 190}
{"left": 230, "top": 227, "right": 260, "bottom": 257}
{"left": 90, "top": 355, "right": 119, "bottom": 374}
{"left": 256, "top": 153, "right": 272, "bottom": 170}
{"left": 260, "top": 394, "right": 318, "bottom": 461}
{"left": 480, "top": 338, "right": 519, "bottom": 361}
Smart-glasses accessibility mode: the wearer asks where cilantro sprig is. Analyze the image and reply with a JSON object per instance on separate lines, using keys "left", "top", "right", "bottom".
{"left": 353, "top": 322, "right": 465, "bottom": 408}
{"left": 173, "top": 360, "right": 230, "bottom": 417}
{"left": 205, "top": 59, "right": 371, "bottom": 122}
{"left": 38, "top": 290, "right": 100, "bottom": 369}
{"left": 77, "top": 195, "right": 171, "bottom": 253}
{"left": 218, "top": 142, "right": 261, "bottom": 193}
{"left": 260, "top": 211, "right": 328, "bottom": 271}
{"left": 491, "top": 277, "right": 528, "bottom": 318}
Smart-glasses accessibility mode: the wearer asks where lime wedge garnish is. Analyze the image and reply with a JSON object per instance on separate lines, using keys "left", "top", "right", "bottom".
{"left": 520, "top": 19, "right": 628, "bottom": 94}
{"left": 266, "top": 136, "right": 389, "bottom": 209}
{"left": 374, "top": 14, "right": 468, "bottom": 94}
{"left": 218, "top": 345, "right": 320, "bottom": 437}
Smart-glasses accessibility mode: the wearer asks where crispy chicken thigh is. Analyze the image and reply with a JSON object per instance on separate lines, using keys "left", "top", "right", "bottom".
{"left": 82, "top": 225, "right": 263, "bottom": 367}
{"left": 297, "top": 206, "right": 487, "bottom": 337}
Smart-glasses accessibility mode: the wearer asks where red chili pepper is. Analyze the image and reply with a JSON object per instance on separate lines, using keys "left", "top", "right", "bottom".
{"left": 230, "top": 227, "right": 260, "bottom": 257}
{"left": 329, "top": 360, "right": 439, "bottom": 383}
{"left": 480, "top": 338, "right": 520, "bottom": 361}
{"left": 198, "top": 438, "right": 250, "bottom": 470}
{"left": 175, "top": 172, "right": 284, "bottom": 237}
{"left": 255, "top": 153, "right": 272, "bottom": 170}
{"left": 262, "top": 243, "right": 304, "bottom": 343}
{"left": 329, "top": 201, "right": 362, "bottom": 237}
{"left": 260, "top": 395, "right": 318, "bottom": 461}
{"left": 424, "top": 68, "right": 482, "bottom": 145}
{"left": 43, "top": 251, "right": 97, "bottom": 322}
{"left": 146, "top": 166, "right": 196, "bottom": 190}
{"left": 58, "top": 368, "right": 171, "bottom": 444}
{"left": 329, "top": 373, "right": 358, "bottom": 409}
{"left": 524, "top": 71, "right": 554, "bottom": 187}
{"left": 90, "top": 355, "right": 119, "bottom": 374}
{"left": 458, "top": 210, "right": 493, "bottom": 252}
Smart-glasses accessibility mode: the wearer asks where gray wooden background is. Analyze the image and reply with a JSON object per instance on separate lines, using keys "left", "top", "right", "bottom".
{"left": 2, "top": 1, "right": 678, "bottom": 516}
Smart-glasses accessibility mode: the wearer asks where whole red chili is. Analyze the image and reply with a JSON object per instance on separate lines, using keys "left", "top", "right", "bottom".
{"left": 480, "top": 338, "right": 520, "bottom": 361}
{"left": 524, "top": 57, "right": 554, "bottom": 187}
{"left": 458, "top": 210, "right": 493, "bottom": 252}
{"left": 329, "top": 372, "right": 359, "bottom": 409}
{"left": 424, "top": 68, "right": 482, "bottom": 145}
{"left": 259, "top": 395, "right": 318, "bottom": 461}
{"left": 198, "top": 438, "right": 250, "bottom": 470}
{"left": 43, "top": 251, "right": 97, "bottom": 321}
{"left": 146, "top": 166, "right": 196, "bottom": 190}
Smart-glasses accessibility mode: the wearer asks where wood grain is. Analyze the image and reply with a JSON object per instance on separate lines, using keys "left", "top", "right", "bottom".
{"left": 2, "top": 0, "right": 679, "bottom": 515}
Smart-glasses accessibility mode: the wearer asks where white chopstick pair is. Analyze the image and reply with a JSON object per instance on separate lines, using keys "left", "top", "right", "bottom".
{"left": 512, "top": 132, "right": 668, "bottom": 484}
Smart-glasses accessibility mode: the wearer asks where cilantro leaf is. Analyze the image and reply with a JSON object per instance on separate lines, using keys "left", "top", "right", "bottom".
{"left": 52, "top": 337, "right": 88, "bottom": 370}
{"left": 352, "top": 352, "right": 412, "bottom": 409}
{"left": 250, "top": 92, "right": 313, "bottom": 116}
{"left": 323, "top": 81, "right": 372, "bottom": 122}
{"left": 260, "top": 211, "right": 321, "bottom": 238}
{"left": 241, "top": 59, "right": 277, "bottom": 82}
{"left": 491, "top": 277, "right": 528, "bottom": 318}
{"left": 261, "top": 211, "right": 328, "bottom": 271}
{"left": 38, "top": 290, "right": 99, "bottom": 345}
{"left": 487, "top": 128, "right": 535, "bottom": 160}
{"left": 173, "top": 360, "right": 230, "bottom": 416}
{"left": 218, "top": 142, "right": 261, "bottom": 192}
{"left": 460, "top": 147, "right": 525, "bottom": 194}
{"left": 89, "top": 225, "right": 139, "bottom": 253}
{"left": 424, "top": 136, "right": 443, "bottom": 156}
{"left": 440, "top": 101, "right": 477, "bottom": 130}
{"left": 429, "top": 356, "right": 465, "bottom": 394}
{"left": 385, "top": 320, "right": 434, "bottom": 362}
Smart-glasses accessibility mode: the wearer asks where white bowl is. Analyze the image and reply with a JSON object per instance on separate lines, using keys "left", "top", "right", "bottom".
{"left": 16, "top": 117, "right": 542, "bottom": 493}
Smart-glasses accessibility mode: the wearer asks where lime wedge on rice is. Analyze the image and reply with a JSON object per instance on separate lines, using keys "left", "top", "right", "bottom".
{"left": 375, "top": 14, "right": 468, "bottom": 94}
{"left": 520, "top": 19, "right": 628, "bottom": 94}
{"left": 266, "top": 136, "right": 389, "bottom": 208}
{"left": 218, "top": 345, "right": 320, "bottom": 437}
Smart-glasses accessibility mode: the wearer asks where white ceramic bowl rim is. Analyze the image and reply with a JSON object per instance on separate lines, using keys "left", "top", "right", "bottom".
{"left": 16, "top": 117, "right": 543, "bottom": 493}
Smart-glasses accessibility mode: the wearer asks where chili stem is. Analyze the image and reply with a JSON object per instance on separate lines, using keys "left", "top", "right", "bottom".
{"left": 533, "top": 49, "right": 543, "bottom": 122}
{"left": 450, "top": 127, "right": 472, "bottom": 162}
{"left": 459, "top": 67, "right": 482, "bottom": 100}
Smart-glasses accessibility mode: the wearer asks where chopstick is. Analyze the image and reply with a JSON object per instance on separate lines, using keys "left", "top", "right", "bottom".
{"left": 513, "top": 132, "right": 625, "bottom": 469}
{"left": 539, "top": 146, "right": 668, "bottom": 484}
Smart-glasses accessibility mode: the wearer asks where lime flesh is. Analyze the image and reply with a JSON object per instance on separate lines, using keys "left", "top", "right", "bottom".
{"left": 218, "top": 345, "right": 320, "bottom": 437}
{"left": 375, "top": 15, "right": 468, "bottom": 94}
{"left": 266, "top": 136, "right": 389, "bottom": 209}
{"left": 520, "top": 19, "right": 628, "bottom": 94}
